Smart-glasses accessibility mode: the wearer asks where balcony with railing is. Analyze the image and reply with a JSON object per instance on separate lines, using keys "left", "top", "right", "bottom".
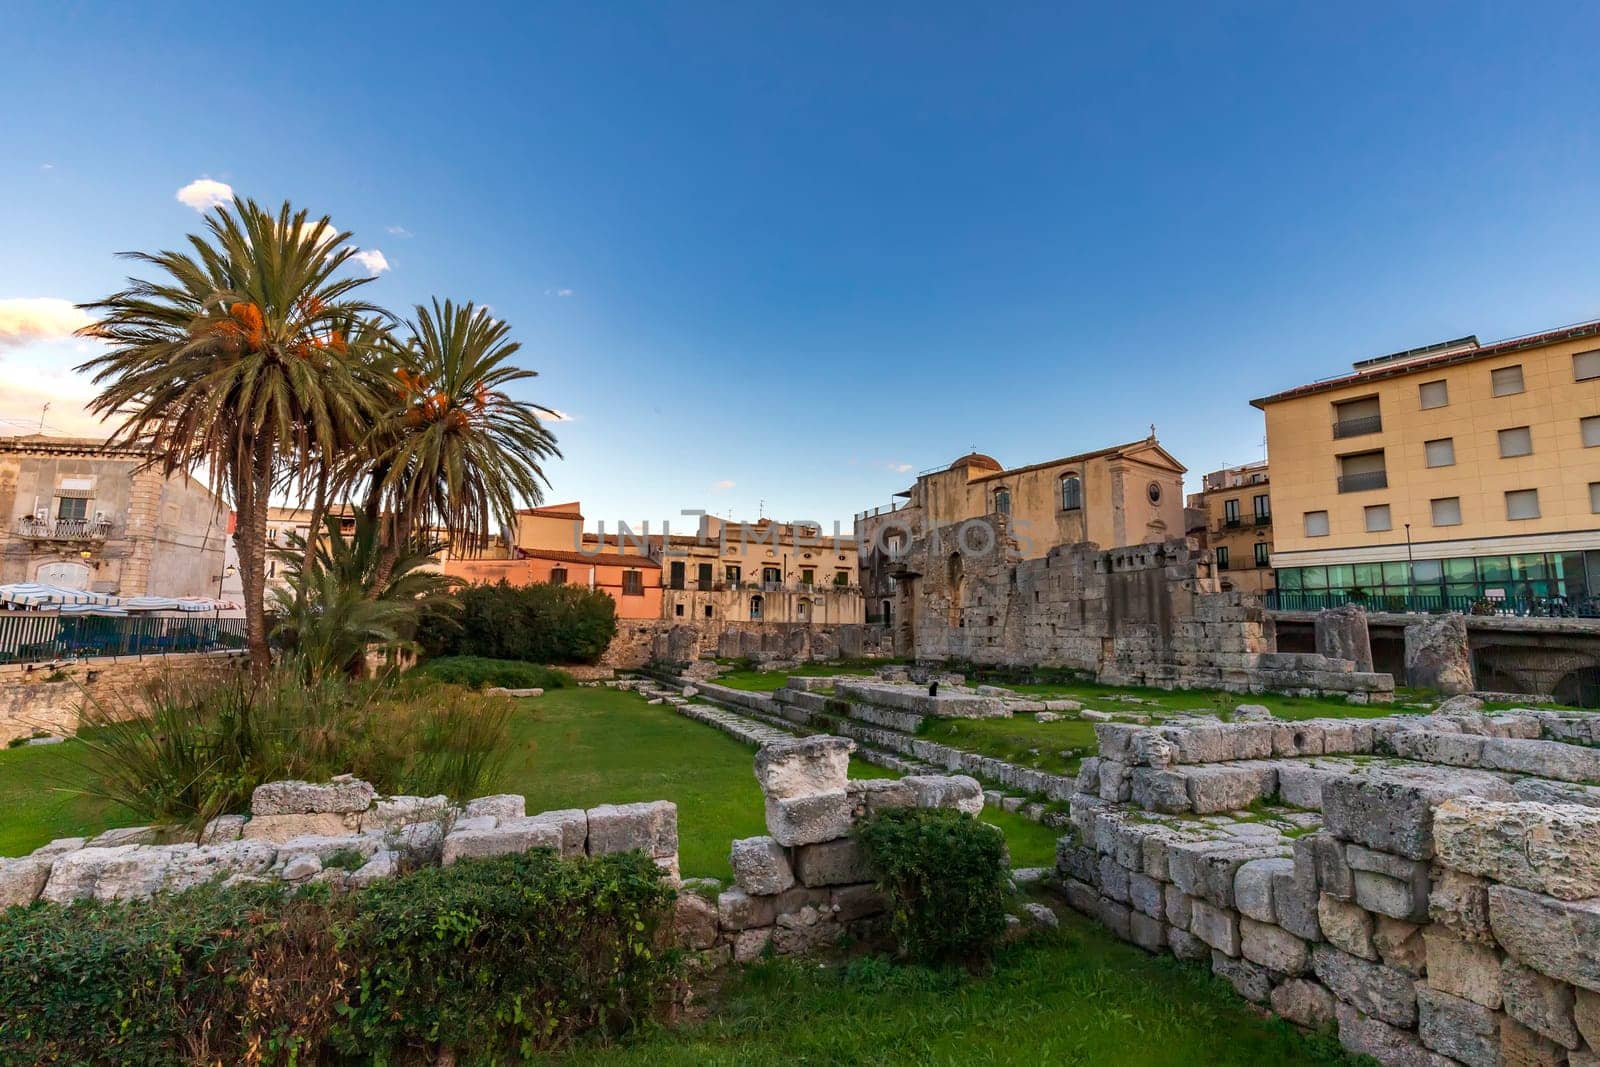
{"left": 15, "top": 516, "right": 114, "bottom": 542}
{"left": 1332, "top": 414, "right": 1384, "bottom": 439}
{"left": 1336, "top": 470, "right": 1388, "bottom": 494}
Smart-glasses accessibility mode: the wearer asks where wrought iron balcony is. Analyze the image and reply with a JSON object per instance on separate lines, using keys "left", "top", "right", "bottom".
{"left": 1333, "top": 414, "right": 1383, "bottom": 439}
{"left": 1254, "top": 514, "right": 1272, "bottom": 526}
{"left": 15, "top": 516, "right": 114, "bottom": 542}
{"left": 1337, "top": 470, "right": 1389, "bottom": 493}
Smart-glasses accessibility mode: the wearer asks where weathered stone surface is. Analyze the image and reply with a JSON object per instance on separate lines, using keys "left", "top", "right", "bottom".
{"left": 731, "top": 836, "right": 795, "bottom": 895}
{"left": 1423, "top": 929, "right": 1504, "bottom": 1009}
{"left": 1273, "top": 867, "right": 1323, "bottom": 942}
{"left": 902, "top": 774, "right": 985, "bottom": 815}
{"left": 199, "top": 815, "right": 246, "bottom": 844}
{"left": 346, "top": 850, "right": 400, "bottom": 887}
{"left": 1318, "top": 893, "right": 1377, "bottom": 960}
{"left": 1490, "top": 885, "right": 1600, "bottom": 994}
{"left": 250, "top": 778, "right": 375, "bottom": 816}
{"left": 41, "top": 846, "right": 171, "bottom": 903}
{"left": 1098, "top": 897, "right": 1133, "bottom": 941}
{"left": 1235, "top": 857, "right": 1291, "bottom": 923}
{"left": 1164, "top": 885, "right": 1194, "bottom": 930}
{"left": 1313, "top": 944, "right": 1417, "bottom": 1027}
{"left": 1241, "top": 916, "right": 1309, "bottom": 974}
{"left": 846, "top": 777, "right": 915, "bottom": 816}
{"left": 718, "top": 887, "right": 777, "bottom": 931}
{"left": 1577, "top": 988, "right": 1600, "bottom": 1050}
{"left": 1213, "top": 950, "right": 1273, "bottom": 1003}
{"left": 360, "top": 794, "right": 453, "bottom": 831}
{"left": 732, "top": 926, "right": 774, "bottom": 962}
{"left": 520, "top": 809, "right": 588, "bottom": 858}
{"left": 463, "top": 793, "right": 525, "bottom": 822}
{"left": 87, "top": 825, "right": 162, "bottom": 848}
{"left": 1297, "top": 831, "right": 1354, "bottom": 901}
{"left": 754, "top": 736, "right": 853, "bottom": 799}
{"left": 1190, "top": 899, "right": 1240, "bottom": 956}
{"left": 1272, "top": 978, "right": 1337, "bottom": 1029}
{"left": 1336, "top": 1002, "right": 1453, "bottom": 1066}
{"left": 280, "top": 853, "right": 322, "bottom": 881}
{"left": 1130, "top": 767, "right": 1190, "bottom": 813}
{"left": 1428, "top": 868, "right": 1494, "bottom": 944}
{"left": 164, "top": 840, "right": 278, "bottom": 891}
{"left": 30, "top": 837, "right": 86, "bottom": 857}
{"left": 1502, "top": 960, "right": 1580, "bottom": 1049}
{"left": 1169, "top": 926, "right": 1209, "bottom": 961}
{"left": 1404, "top": 614, "right": 1473, "bottom": 695}
{"left": 587, "top": 801, "right": 677, "bottom": 858}
{"left": 1500, "top": 1015, "right": 1571, "bottom": 1066}
{"left": 1129, "top": 910, "right": 1166, "bottom": 952}
{"left": 1184, "top": 764, "right": 1275, "bottom": 814}
{"left": 830, "top": 882, "right": 886, "bottom": 922}
{"left": 1480, "top": 738, "right": 1600, "bottom": 784}
{"left": 674, "top": 891, "right": 719, "bottom": 949}
{"left": 795, "top": 838, "right": 872, "bottom": 887}
{"left": 1322, "top": 768, "right": 1515, "bottom": 861}
{"left": 1373, "top": 916, "right": 1426, "bottom": 977}
{"left": 765, "top": 791, "right": 853, "bottom": 847}
{"left": 1354, "top": 869, "right": 1430, "bottom": 923}
{"left": 1435, "top": 799, "right": 1600, "bottom": 901}
{"left": 1128, "top": 872, "right": 1164, "bottom": 919}
{"left": 0, "top": 855, "right": 53, "bottom": 906}
{"left": 241, "top": 812, "right": 353, "bottom": 842}
{"left": 441, "top": 817, "right": 564, "bottom": 866}
{"left": 1099, "top": 854, "right": 1131, "bottom": 903}
{"left": 1416, "top": 987, "right": 1499, "bottom": 1067}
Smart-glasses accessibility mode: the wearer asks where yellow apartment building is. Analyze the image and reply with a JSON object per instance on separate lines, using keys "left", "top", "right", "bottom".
{"left": 1187, "top": 460, "right": 1275, "bottom": 597}
{"left": 1252, "top": 321, "right": 1600, "bottom": 613}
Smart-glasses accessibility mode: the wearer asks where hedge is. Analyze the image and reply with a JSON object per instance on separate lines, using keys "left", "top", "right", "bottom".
{"left": 415, "top": 655, "right": 575, "bottom": 691}
{"left": 0, "top": 850, "right": 679, "bottom": 1065}
{"left": 418, "top": 580, "right": 618, "bottom": 665}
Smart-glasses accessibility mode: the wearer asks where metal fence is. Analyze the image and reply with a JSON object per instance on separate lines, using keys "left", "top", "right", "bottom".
{"left": 0, "top": 613, "right": 247, "bottom": 666}
{"left": 1266, "top": 590, "right": 1595, "bottom": 618}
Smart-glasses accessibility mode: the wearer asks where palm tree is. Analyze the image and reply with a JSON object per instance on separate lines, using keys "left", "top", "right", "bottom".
{"left": 76, "top": 198, "right": 385, "bottom": 674}
{"left": 361, "top": 298, "right": 561, "bottom": 590}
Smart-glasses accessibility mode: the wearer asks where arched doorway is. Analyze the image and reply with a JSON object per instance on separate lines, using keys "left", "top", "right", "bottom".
{"left": 36, "top": 561, "right": 91, "bottom": 590}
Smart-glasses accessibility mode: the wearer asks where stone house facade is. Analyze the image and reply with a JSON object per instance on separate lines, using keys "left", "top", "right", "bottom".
{"left": 1188, "top": 460, "right": 1275, "bottom": 598}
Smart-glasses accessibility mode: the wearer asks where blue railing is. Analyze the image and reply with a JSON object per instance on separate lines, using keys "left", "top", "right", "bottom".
{"left": 0, "top": 613, "right": 247, "bottom": 666}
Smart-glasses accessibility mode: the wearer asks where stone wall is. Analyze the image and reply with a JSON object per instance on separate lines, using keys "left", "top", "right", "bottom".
{"left": 1056, "top": 702, "right": 1600, "bottom": 1065}
{"left": 0, "top": 652, "right": 244, "bottom": 746}
{"left": 0, "top": 776, "right": 679, "bottom": 906}
{"left": 890, "top": 519, "right": 1393, "bottom": 700}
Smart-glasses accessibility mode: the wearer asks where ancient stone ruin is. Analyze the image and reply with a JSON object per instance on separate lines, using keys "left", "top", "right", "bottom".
{"left": 1057, "top": 701, "right": 1600, "bottom": 1065}
{"left": 885, "top": 520, "right": 1394, "bottom": 700}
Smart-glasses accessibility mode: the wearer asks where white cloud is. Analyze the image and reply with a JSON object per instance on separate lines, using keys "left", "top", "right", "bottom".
{"left": 350, "top": 249, "right": 390, "bottom": 275}
{"left": 544, "top": 287, "right": 574, "bottom": 297}
{"left": 176, "top": 177, "right": 234, "bottom": 212}
{"left": 710, "top": 479, "right": 736, "bottom": 492}
{"left": 0, "top": 363, "right": 108, "bottom": 438}
{"left": 889, "top": 462, "right": 913, "bottom": 473}
{"left": 386, "top": 225, "right": 412, "bottom": 237}
{"left": 39, "top": 162, "right": 54, "bottom": 171}
{"left": 544, "top": 408, "right": 575, "bottom": 422}
{"left": 0, "top": 298, "right": 93, "bottom": 350}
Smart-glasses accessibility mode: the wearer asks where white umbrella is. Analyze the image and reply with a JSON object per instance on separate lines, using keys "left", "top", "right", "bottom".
{"left": 0, "top": 583, "right": 118, "bottom": 608}
{"left": 174, "top": 597, "right": 228, "bottom": 612}
{"left": 120, "top": 595, "right": 181, "bottom": 612}
{"left": 54, "top": 603, "right": 129, "bottom": 617}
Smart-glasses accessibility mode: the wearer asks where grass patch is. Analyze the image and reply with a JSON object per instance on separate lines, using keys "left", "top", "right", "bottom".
{"left": 415, "top": 655, "right": 574, "bottom": 690}
{"left": 919, "top": 716, "right": 1098, "bottom": 778}
{"left": 1001, "top": 679, "right": 1400, "bottom": 722}
{"left": 0, "top": 740, "right": 126, "bottom": 856}
{"left": 564, "top": 910, "right": 1357, "bottom": 1065}
{"left": 716, "top": 663, "right": 883, "bottom": 693}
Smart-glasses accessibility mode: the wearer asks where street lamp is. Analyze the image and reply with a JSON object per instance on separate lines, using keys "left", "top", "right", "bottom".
{"left": 217, "top": 563, "right": 236, "bottom": 600}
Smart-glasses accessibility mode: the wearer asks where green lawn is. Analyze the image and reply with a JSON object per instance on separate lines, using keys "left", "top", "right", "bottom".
{"left": 562, "top": 910, "right": 1354, "bottom": 1066}
{"left": 715, "top": 663, "right": 882, "bottom": 692}
{"left": 921, "top": 715, "right": 1099, "bottom": 778}
{"left": 0, "top": 688, "right": 1059, "bottom": 878}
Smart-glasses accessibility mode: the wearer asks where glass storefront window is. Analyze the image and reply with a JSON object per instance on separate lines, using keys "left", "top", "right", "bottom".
{"left": 1413, "top": 559, "right": 1443, "bottom": 584}
{"left": 1302, "top": 567, "right": 1328, "bottom": 590}
{"left": 1278, "top": 568, "right": 1302, "bottom": 591}
{"left": 1511, "top": 553, "right": 1548, "bottom": 581}
{"left": 1382, "top": 561, "right": 1410, "bottom": 586}
{"left": 1353, "top": 563, "right": 1384, "bottom": 589}
{"left": 1478, "top": 556, "right": 1511, "bottom": 584}
{"left": 1444, "top": 558, "right": 1476, "bottom": 582}
{"left": 1327, "top": 565, "right": 1354, "bottom": 592}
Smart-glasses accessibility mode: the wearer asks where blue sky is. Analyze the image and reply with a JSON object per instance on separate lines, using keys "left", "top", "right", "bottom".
{"left": 4, "top": 2, "right": 1600, "bottom": 533}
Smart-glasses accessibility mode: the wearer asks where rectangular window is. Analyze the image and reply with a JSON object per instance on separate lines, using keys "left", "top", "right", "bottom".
{"left": 1498, "top": 426, "right": 1533, "bottom": 458}
{"left": 835, "top": 569, "right": 850, "bottom": 585}
{"left": 1332, "top": 396, "right": 1382, "bottom": 438}
{"left": 697, "top": 563, "right": 713, "bottom": 587}
{"left": 674, "top": 603, "right": 684, "bottom": 617}
{"left": 762, "top": 566, "right": 782, "bottom": 584}
{"left": 1253, "top": 542, "right": 1270, "bottom": 567}
{"left": 1364, "top": 504, "right": 1392, "bottom": 533}
{"left": 622, "top": 570, "right": 644, "bottom": 596}
{"left": 1304, "top": 511, "right": 1330, "bottom": 537}
{"left": 57, "top": 497, "right": 88, "bottom": 521}
{"left": 1424, "top": 438, "right": 1455, "bottom": 468}
{"left": 1431, "top": 497, "right": 1462, "bottom": 527}
{"left": 1337, "top": 450, "right": 1387, "bottom": 493}
{"left": 801, "top": 568, "right": 815, "bottom": 586}
{"left": 549, "top": 566, "right": 567, "bottom": 585}
{"left": 1591, "top": 483, "right": 1600, "bottom": 514}
{"left": 1583, "top": 416, "right": 1600, "bottom": 448}
{"left": 1253, "top": 494, "right": 1271, "bottom": 522}
{"left": 1216, "top": 546, "right": 1230, "bottom": 570}
{"left": 1576, "top": 350, "right": 1600, "bottom": 381}
{"left": 1223, "top": 498, "right": 1240, "bottom": 526}
{"left": 1419, "top": 380, "right": 1449, "bottom": 409}
{"left": 1491, "top": 365, "right": 1525, "bottom": 396}
{"left": 725, "top": 564, "right": 742, "bottom": 583}
{"left": 668, "top": 561, "right": 685, "bottom": 590}
{"left": 1505, "top": 489, "right": 1541, "bottom": 521}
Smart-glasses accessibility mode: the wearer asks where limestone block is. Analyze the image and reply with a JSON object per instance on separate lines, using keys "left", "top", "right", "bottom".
{"left": 753, "top": 735, "right": 853, "bottom": 799}
{"left": 1335, "top": 1002, "right": 1453, "bottom": 1067}
{"left": 1097, "top": 759, "right": 1132, "bottom": 803}
{"left": 1479, "top": 738, "right": 1600, "bottom": 784}
{"left": 1213, "top": 949, "right": 1273, "bottom": 1003}
{"left": 732, "top": 926, "right": 774, "bottom": 963}
{"left": 1297, "top": 831, "right": 1354, "bottom": 901}
{"left": 199, "top": 815, "right": 246, "bottom": 844}
{"left": 1075, "top": 758, "right": 1102, "bottom": 796}
{"left": 1354, "top": 869, "right": 1430, "bottom": 923}
{"left": 1322, "top": 768, "right": 1515, "bottom": 861}
{"left": 241, "top": 813, "right": 353, "bottom": 843}
{"left": 1490, "top": 885, "right": 1600, "bottom": 994}
{"left": 250, "top": 778, "right": 375, "bottom": 816}
{"left": 1093, "top": 723, "right": 1144, "bottom": 761}
{"left": 1435, "top": 800, "right": 1600, "bottom": 901}
{"left": 1170, "top": 840, "right": 1283, "bottom": 907}
{"left": 1270, "top": 723, "right": 1328, "bottom": 759}
{"left": 1423, "top": 929, "right": 1504, "bottom": 1009}
{"left": 1313, "top": 943, "right": 1418, "bottom": 1027}
{"left": 41, "top": 846, "right": 171, "bottom": 903}
{"left": 1429, "top": 868, "right": 1494, "bottom": 944}
{"left": 87, "top": 826, "right": 163, "bottom": 848}
{"left": 361, "top": 794, "right": 454, "bottom": 831}
{"left": 463, "top": 793, "right": 526, "bottom": 822}
{"left": 164, "top": 840, "right": 278, "bottom": 891}
{"left": 765, "top": 791, "right": 853, "bottom": 847}
{"left": 674, "top": 891, "right": 720, "bottom": 950}
{"left": 830, "top": 883, "right": 886, "bottom": 922}
{"left": 440, "top": 817, "right": 564, "bottom": 866}
{"left": 1128, "top": 910, "right": 1166, "bottom": 953}
{"left": 1130, "top": 767, "right": 1190, "bottom": 813}
{"left": 1273, "top": 978, "right": 1337, "bottom": 1029}
{"left": 731, "top": 836, "right": 795, "bottom": 895}
{"left": 280, "top": 853, "right": 322, "bottom": 881}
{"left": 1388, "top": 729, "right": 1486, "bottom": 767}
{"left": 1416, "top": 987, "right": 1499, "bottom": 1067}
{"left": 0, "top": 856, "right": 53, "bottom": 907}
{"left": 1183, "top": 764, "right": 1275, "bottom": 814}
{"left": 903, "top": 774, "right": 985, "bottom": 815}
{"left": 1241, "top": 916, "right": 1309, "bottom": 974}
{"left": 1165, "top": 885, "right": 1194, "bottom": 930}
{"left": 347, "top": 850, "right": 400, "bottom": 887}
{"left": 1404, "top": 614, "right": 1473, "bottom": 695}
{"left": 520, "top": 809, "right": 588, "bottom": 858}
{"left": 718, "top": 887, "right": 778, "bottom": 931}
{"left": 1502, "top": 960, "right": 1581, "bottom": 1049}
{"left": 1099, "top": 855, "right": 1131, "bottom": 903}
{"left": 846, "top": 777, "right": 915, "bottom": 816}
{"left": 1128, "top": 872, "right": 1164, "bottom": 920}
{"left": 1578, "top": 988, "right": 1600, "bottom": 1051}
{"left": 1098, "top": 897, "right": 1133, "bottom": 941}
{"left": 795, "top": 838, "right": 872, "bottom": 887}
{"left": 30, "top": 837, "right": 86, "bottom": 857}
{"left": 1373, "top": 917, "right": 1426, "bottom": 977}
{"left": 1235, "top": 857, "right": 1292, "bottom": 923}
{"left": 1273, "top": 867, "right": 1323, "bottom": 942}
{"left": 1169, "top": 926, "right": 1210, "bottom": 961}
{"left": 1318, "top": 894, "right": 1377, "bottom": 961}
{"left": 1190, "top": 900, "right": 1240, "bottom": 956}
{"left": 586, "top": 801, "right": 677, "bottom": 858}
{"left": 1501, "top": 1016, "right": 1571, "bottom": 1066}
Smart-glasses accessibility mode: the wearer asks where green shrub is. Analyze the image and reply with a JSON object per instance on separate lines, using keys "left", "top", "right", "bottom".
{"left": 416, "top": 654, "right": 574, "bottom": 690}
{"left": 0, "top": 852, "right": 680, "bottom": 1065}
{"left": 417, "top": 579, "right": 618, "bottom": 665}
{"left": 75, "top": 665, "right": 513, "bottom": 829}
{"left": 855, "top": 807, "right": 1010, "bottom": 969}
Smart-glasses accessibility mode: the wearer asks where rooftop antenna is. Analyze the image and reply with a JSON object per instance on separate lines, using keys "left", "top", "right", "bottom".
{"left": 758, "top": 498, "right": 765, "bottom": 520}
{"left": 38, "top": 403, "right": 49, "bottom": 432}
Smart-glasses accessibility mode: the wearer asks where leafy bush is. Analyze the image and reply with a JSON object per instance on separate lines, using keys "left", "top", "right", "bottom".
{"left": 0, "top": 852, "right": 679, "bottom": 1065}
{"left": 417, "top": 579, "right": 617, "bottom": 665}
{"left": 76, "top": 665, "right": 513, "bottom": 829}
{"left": 855, "top": 807, "right": 1010, "bottom": 969}
{"left": 416, "top": 654, "right": 573, "bottom": 691}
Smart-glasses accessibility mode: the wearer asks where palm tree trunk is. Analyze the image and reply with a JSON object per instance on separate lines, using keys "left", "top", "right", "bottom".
{"left": 239, "top": 442, "right": 275, "bottom": 677}
{"left": 297, "top": 463, "right": 331, "bottom": 607}
{"left": 366, "top": 499, "right": 414, "bottom": 598}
